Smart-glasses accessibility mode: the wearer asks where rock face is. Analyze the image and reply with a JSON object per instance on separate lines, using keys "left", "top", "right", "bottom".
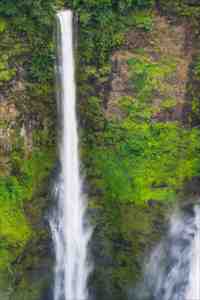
{"left": 106, "top": 14, "right": 193, "bottom": 122}
{"left": 0, "top": 3, "right": 56, "bottom": 299}
{"left": 87, "top": 10, "right": 200, "bottom": 300}
{"left": 1, "top": 2, "right": 200, "bottom": 300}
{"left": 106, "top": 52, "right": 133, "bottom": 119}
{"left": 89, "top": 203, "right": 167, "bottom": 300}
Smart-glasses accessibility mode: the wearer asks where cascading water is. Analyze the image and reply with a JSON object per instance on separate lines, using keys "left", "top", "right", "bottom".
{"left": 132, "top": 205, "right": 200, "bottom": 300}
{"left": 186, "top": 206, "right": 200, "bottom": 300}
{"left": 50, "top": 10, "right": 91, "bottom": 300}
{"left": 49, "top": 9, "right": 200, "bottom": 300}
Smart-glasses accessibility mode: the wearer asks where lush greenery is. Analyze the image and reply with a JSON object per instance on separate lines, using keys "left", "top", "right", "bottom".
{"left": 0, "top": 0, "right": 60, "bottom": 275}
{"left": 0, "top": 146, "right": 54, "bottom": 270}
{"left": 159, "top": 0, "right": 200, "bottom": 28}
{"left": 89, "top": 122, "right": 200, "bottom": 203}
{"left": 84, "top": 52, "right": 200, "bottom": 204}
{"left": 68, "top": 0, "right": 154, "bottom": 64}
{"left": 1, "top": 0, "right": 200, "bottom": 298}
{"left": 188, "top": 54, "right": 200, "bottom": 126}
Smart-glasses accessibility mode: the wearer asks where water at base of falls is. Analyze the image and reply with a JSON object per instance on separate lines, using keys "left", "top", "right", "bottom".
{"left": 50, "top": 10, "right": 92, "bottom": 300}
{"left": 132, "top": 205, "right": 200, "bottom": 300}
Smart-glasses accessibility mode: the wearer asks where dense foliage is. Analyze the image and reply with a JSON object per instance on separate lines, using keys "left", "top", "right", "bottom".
{"left": 83, "top": 52, "right": 200, "bottom": 203}
{"left": 0, "top": 0, "right": 60, "bottom": 273}
{"left": 1, "top": 0, "right": 200, "bottom": 298}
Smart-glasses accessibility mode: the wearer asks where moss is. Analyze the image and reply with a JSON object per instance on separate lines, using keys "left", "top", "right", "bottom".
{"left": 84, "top": 41, "right": 200, "bottom": 204}
{"left": 76, "top": 5, "right": 200, "bottom": 297}
{"left": 186, "top": 54, "right": 200, "bottom": 126}
{"left": 160, "top": 97, "right": 177, "bottom": 110}
{"left": 127, "top": 54, "right": 177, "bottom": 104}
{"left": 126, "top": 10, "right": 154, "bottom": 31}
{"left": 193, "top": 56, "right": 200, "bottom": 78}
{"left": 0, "top": 2, "right": 57, "bottom": 271}
{"left": 0, "top": 1, "right": 60, "bottom": 296}
{"left": 0, "top": 54, "right": 16, "bottom": 84}
{"left": 89, "top": 121, "right": 200, "bottom": 203}
{"left": 0, "top": 271, "right": 11, "bottom": 300}
{"left": 0, "top": 18, "right": 6, "bottom": 32}
{"left": 11, "top": 275, "right": 51, "bottom": 300}
{"left": 0, "top": 0, "right": 200, "bottom": 297}
{"left": 91, "top": 200, "right": 168, "bottom": 296}
{"left": 159, "top": 0, "right": 200, "bottom": 32}
{"left": 0, "top": 144, "right": 55, "bottom": 272}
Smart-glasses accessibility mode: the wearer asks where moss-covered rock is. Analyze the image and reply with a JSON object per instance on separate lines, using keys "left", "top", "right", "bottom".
{"left": 0, "top": 0, "right": 60, "bottom": 297}
{"left": 1, "top": 0, "right": 200, "bottom": 299}
{"left": 81, "top": 6, "right": 200, "bottom": 298}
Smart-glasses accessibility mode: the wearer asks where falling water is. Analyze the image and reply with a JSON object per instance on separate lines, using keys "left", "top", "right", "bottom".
{"left": 185, "top": 206, "right": 200, "bottom": 300}
{"left": 50, "top": 10, "right": 91, "bottom": 300}
{"left": 133, "top": 204, "right": 200, "bottom": 300}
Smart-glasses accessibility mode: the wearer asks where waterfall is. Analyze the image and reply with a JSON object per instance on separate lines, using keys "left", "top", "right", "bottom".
{"left": 185, "top": 206, "right": 200, "bottom": 300}
{"left": 50, "top": 10, "right": 91, "bottom": 300}
{"left": 133, "top": 204, "right": 200, "bottom": 300}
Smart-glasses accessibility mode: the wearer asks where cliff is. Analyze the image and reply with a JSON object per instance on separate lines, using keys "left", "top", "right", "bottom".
{"left": 0, "top": 0, "right": 200, "bottom": 299}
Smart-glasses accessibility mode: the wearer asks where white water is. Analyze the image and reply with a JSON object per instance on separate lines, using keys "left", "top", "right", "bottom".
{"left": 133, "top": 205, "right": 200, "bottom": 300}
{"left": 186, "top": 206, "right": 200, "bottom": 300}
{"left": 50, "top": 10, "right": 91, "bottom": 300}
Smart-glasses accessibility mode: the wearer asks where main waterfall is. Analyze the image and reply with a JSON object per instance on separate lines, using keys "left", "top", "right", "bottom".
{"left": 50, "top": 10, "right": 91, "bottom": 300}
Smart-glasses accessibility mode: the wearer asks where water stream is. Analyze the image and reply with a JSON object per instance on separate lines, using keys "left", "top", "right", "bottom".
{"left": 133, "top": 204, "right": 200, "bottom": 300}
{"left": 50, "top": 10, "right": 91, "bottom": 300}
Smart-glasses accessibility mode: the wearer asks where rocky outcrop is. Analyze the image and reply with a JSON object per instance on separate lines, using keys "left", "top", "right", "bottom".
{"left": 1, "top": 1, "right": 200, "bottom": 299}
{"left": 106, "top": 14, "right": 194, "bottom": 123}
{"left": 89, "top": 9, "right": 200, "bottom": 300}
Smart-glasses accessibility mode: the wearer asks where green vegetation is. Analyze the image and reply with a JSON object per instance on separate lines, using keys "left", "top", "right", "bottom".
{"left": 161, "top": 98, "right": 177, "bottom": 111}
{"left": 127, "top": 54, "right": 177, "bottom": 116}
{"left": 0, "top": 54, "right": 16, "bottom": 83}
{"left": 158, "top": 0, "right": 200, "bottom": 33}
{"left": 194, "top": 56, "right": 200, "bottom": 79}
{"left": 89, "top": 121, "right": 200, "bottom": 203}
{"left": 0, "top": 145, "right": 55, "bottom": 271}
{"left": 128, "top": 10, "right": 154, "bottom": 31}
{"left": 0, "top": 18, "right": 6, "bottom": 32}
{"left": 0, "top": 0, "right": 200, "bottom": 298}
{"left": 83, "top": 47, "right": 200, "bottom": 205}
{"left": 188, "top": 54, "right": 200, "bottom": 126}
{"left": 67, "top": 0, "right": 155, "bottom": 84}
{"left": 0, "top": 0, "right": 59, "bottom": 274}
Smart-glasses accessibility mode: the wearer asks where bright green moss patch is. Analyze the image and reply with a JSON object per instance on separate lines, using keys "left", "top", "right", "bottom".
{"left": 0, "top": 202, "right": 31, "bottom": 246}
{"left": 89, "top": 121, "right": 200, "bottom": 203}
{"left": 126, "top": 10, "right": 154, "bottom": 31}
{"left": 11, "top": 148, "right": 55, "bottom": 198}
{"left": 0, "top": 18, "right": 6, "bottom": 33}
{"left": 127, "top": 54, "right": 177, "bottom": 102}
{"left": 0, "top": 54, "right": 16, "bottom": 84}
{"left": 193, "top": 56, "right": 200, "bottom": 80}
{"left": 0, "top": 146, "right": 55, "bottom": 271}
{"left": 0, "top": 248, "right": 13, "bottom": 271}
{"left": 161, "top": 98, "right": 177, "bottom": 110}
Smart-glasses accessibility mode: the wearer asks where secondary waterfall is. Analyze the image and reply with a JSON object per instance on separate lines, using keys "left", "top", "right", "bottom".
{"left": 133, "top": 204, "right": 200, "bottom": 300}
{"left": 50, "top": 10, "right": 91, "bottom": 300}
{"left": 185, "top": 205, "right": 200, "bottom": 300}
